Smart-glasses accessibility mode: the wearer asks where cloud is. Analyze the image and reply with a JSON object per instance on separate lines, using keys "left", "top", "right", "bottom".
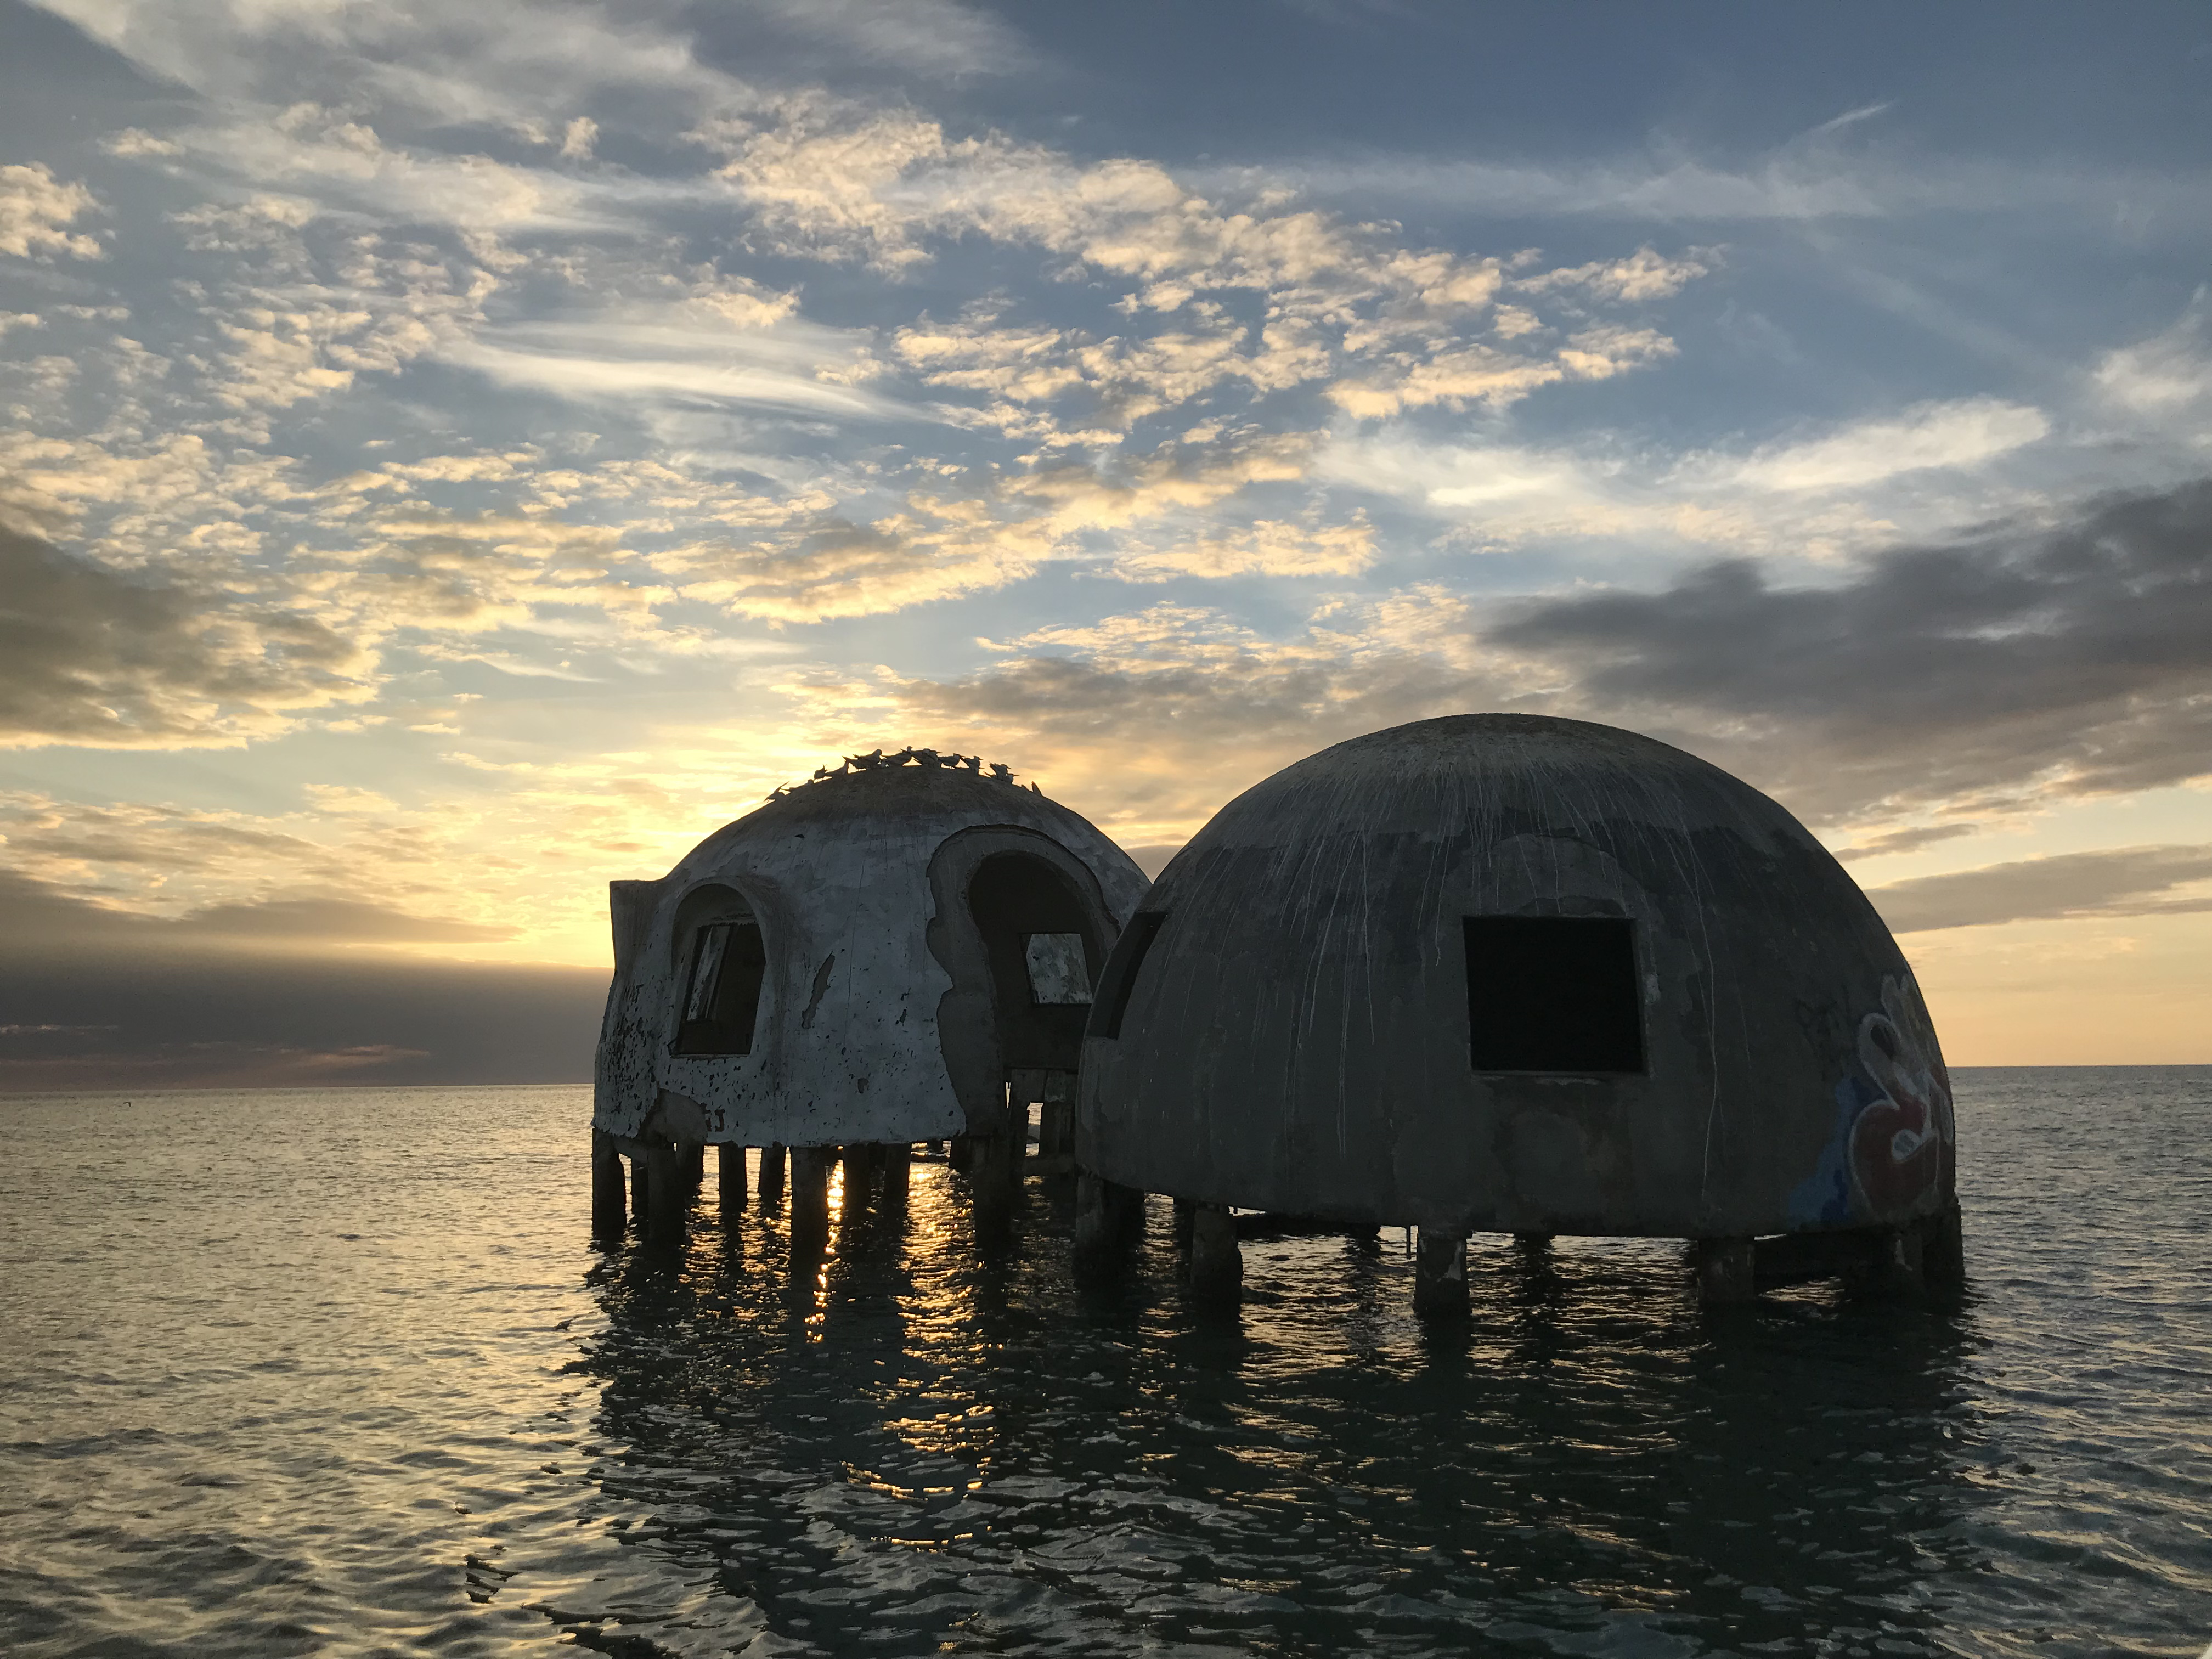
{"left": 736, "top": 0, "right": 1032, "bottom": 78}
{"left": 1111, "top": 518, "right": 1375, "bottom": 582}
{"left": 0, "top": 162, "right": 102, "bottom": 259}
{"left": 1514, "top": 245, "right": 1714, "bottom": 303}
{"left": 2094, "top": 299, "right": 2212, "bottom": 421}
{"left": 34, "top": 0, "right": 743, "bottom": 127}
{"left": 173, "top": 895, "right": 516, "bottom": 942}
{"left": 1867, "top": 845, "right": 2212, "bottom": 933}
{"left": 794, "top": 589, "right": 1513, "bottom": 842}
{"left": 1326, "top": 325, "right": 1676, "bottom": 418}
{"left": 1318, "top": 394, "right": 2072, "bottom": 564}
{"left": 701, "top": 98, "right": 1694, "bottom": 425}
{"left": 784, "top": 477, "right": 2212, "bottom": 844}
{"left": 0, "top": 524, "right": 376, "bottom": 748}
{"left": 447, "top": 315, "right": 898, "bottom": 419}
{"left": 1238, "top": 149, "right": 2212, "bottom": 226}
{"left": 658, "top": 431, "right": 1317, "bottom": 621}
{"left": 558, "top": 115, "right": 598, "bottom": 161}
{"left": 1484, "top": 477, "right": 2212, "bottom": 822}
{"left": 0, "top": 871, "right": 597, "bottom": 1089}
{"left": 1715, "top": 398, "right": 2050, "bottom": 493}
{"left": 1832, "top": 823, "right": 1979, "bottom": 862}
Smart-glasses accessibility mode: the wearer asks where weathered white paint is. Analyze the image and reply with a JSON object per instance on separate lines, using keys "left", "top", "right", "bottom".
{"left": 595, "top": 761, "right": 1148, "bottom": 1149}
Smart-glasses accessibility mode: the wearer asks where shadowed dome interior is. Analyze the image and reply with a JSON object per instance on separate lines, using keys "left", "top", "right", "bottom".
{"left": 1077, "top": 714, "right": 1954, "bottom": 1241}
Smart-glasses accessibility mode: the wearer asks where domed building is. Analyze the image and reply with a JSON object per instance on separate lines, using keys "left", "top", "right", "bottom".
{"left": 594, "top": 751, "right": 1149, "bottom": 1245}
{"left": 1076, "top": 715, "right": 1961, "bottom": 1307}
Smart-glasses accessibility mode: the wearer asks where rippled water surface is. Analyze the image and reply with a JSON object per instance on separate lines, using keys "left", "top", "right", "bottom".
{"left": 2, "top": 1070, "right": 2208, "bottom": 1657}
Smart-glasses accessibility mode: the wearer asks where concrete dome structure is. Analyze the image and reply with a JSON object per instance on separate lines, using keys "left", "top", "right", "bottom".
{"left": 1076, "top": 715, "right": 1959, "bottom": 1304}
{"left": 593, "top": 751, "right": 1148, "bottom": 1243}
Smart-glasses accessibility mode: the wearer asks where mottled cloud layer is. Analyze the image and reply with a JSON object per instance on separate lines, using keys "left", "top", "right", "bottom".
{"left": 1489, "top": 480, "right": 2212, "bottom": 822}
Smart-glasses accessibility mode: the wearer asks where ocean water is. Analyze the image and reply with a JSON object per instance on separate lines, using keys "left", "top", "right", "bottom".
{"left": 1, "top": 1070, "right": 2207, "bottom": 1658}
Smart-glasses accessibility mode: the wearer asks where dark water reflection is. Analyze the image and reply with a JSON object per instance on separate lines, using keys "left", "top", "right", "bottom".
{"left": 2, "top": 1071, "right": 2206, "bottom": 1658}
{"left": 572, "top": 1155, "right": 1993, "bottom": 1657}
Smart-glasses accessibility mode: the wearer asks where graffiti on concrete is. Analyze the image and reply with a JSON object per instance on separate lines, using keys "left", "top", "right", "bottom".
{"left": 1788, "top": 974, "right": 1955, "bottom": 1227}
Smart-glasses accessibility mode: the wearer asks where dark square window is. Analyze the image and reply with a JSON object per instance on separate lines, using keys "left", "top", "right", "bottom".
{"left": 1464, "top": 916, "right": 1644, "bottom": 1074}
{"left": 675, "top": 919, "right": 766, "bottom": 1055}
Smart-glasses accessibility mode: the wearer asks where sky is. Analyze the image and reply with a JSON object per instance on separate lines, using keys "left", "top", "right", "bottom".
{"left": 2, "top": 0, "right": 2210, "bottom": 1088}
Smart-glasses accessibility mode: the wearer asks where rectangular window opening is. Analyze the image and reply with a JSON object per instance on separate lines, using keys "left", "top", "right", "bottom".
{"left": 1023, "top": 931, "right": 1093, "bottom": 1006}
{"left": 1464, "top": 916, "right": 1644, "bottom": 1074}
{"left": 1091, "top": 911, "right": 1166, "bottom": 1041}
{"left": 675, "top": 919, "right": 766, "bottom": 1055}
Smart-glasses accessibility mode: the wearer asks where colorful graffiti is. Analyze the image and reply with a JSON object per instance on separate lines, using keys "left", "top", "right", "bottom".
{"left": 1787, "top": 974, "right": 1956, "bottom": 1228}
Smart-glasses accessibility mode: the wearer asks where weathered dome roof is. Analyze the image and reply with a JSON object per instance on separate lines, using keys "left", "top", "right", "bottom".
{"left": 1077, "top": 714, "right": 1954, "bottom": 1239}
{"left": 596, "top": 758, "right": 1148, "bottom": 1149}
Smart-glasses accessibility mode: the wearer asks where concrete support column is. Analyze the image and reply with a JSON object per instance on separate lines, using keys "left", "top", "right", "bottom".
{"left": 758, "top": 1143, "right": 786, "bottom": 1200}
{"left": 1039, "top": 1099, "right": 1071, "bottom": 1155}
{"left": 629, "top": 1150, "right": 651, "bottom": 1226}
{"left": 1172, "top": 1197, "right": 1197, "bottom": 1252}
{"left": 1514, "top": 1231, "right": 1553, "bottom": 1254}
{"left": 1924, "top": 1198, "right": 1966, "bottom": 1291}
{"left": 645, "top": 1141, "right": 687, "bottom": 1251}
{"left": 789, "top": 1145, "right": 832, "bottom": 1240}
{"left": 1695, "top": 1237, "right": 1758, "bottom": 1304}
{"left": 681, "top": 1142, "right": 706, "bottom": 1190}
{"left": 1870, "top": 1223, "right": 1926, "bottom": 1299}
{"left": 837, "top": 1144, "right": 870, "bottom": 1212}
{"left": 1189, "top": 1204, "right": 1242, "bottom": 1307}
{"left": 1074, "top": 1172, "right": 1141, "bottom": 1272}
{"left": 591, "top": 1130, "right": 627, "bottom": 1239}
{"left": 948, "top": 1134, "right": 975, "bottom": 1174}
{"left": 718, "top": 1143, "right": 747, "bottom": 1220}
{"left": 971, "top": 1114, "right": 1020, "bottom": 1242}
{"left": 1037, "top": 1099, "right": 1072, "bottom": 1163}
{"left": 883, "top": 1143, "right": 910, "bottom": 1207}
{"left": 1413, "top": 1227, "right": 1468, "bottom": 1319}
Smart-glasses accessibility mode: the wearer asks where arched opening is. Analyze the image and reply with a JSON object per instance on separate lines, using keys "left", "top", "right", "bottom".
{"left": 966, "top": 851, "right": 1101, "bottom": 1074}
{"left": 668, "top": 883, "right": 766, "bottom": 1056}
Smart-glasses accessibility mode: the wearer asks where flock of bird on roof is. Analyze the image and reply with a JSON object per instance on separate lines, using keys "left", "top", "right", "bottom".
{"left": 763, "top": 748, "right": 1040, "bottom": 801}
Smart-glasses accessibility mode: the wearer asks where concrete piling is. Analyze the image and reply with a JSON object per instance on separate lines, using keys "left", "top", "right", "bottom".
{"left": 971, "top": 1134, "right": 1015, "bottom": 1238}
{"left": 1074, "top": 1172, "right": 1143, "bottom": 1273}
{"left": 645, "top": 1141, "right": 687, "bottom": 1251}
{"left": 789, "top": 1144, "right": 832, "bottom": 1240}
{"left": 969, "top": 1097, "right": 1027, "bottom": 1240}
{"left": 1413, "top": 1227, "right": 1468, "bottom": 1319}
{"left": 718, "top": 1143, "right": 747, "bottom": 1219}
{"left": 759, "top": 1142, "right": 786, "bottom": 1201}
{"left": 1188, "top": 1204, "right": 1242, "bottom": 1307}
{"left": 1871, "top": 1223, "right": 1927, "bottom": 1299}
{"left": 1925, "top": 1198, "right": 1966, "bottom": 1291}
{"left": 883, "top": 1142, "right": 910, "bottom": 1206}
{"left": 591, "top": 1130, "right": 627, "bottom": 1239}
{"left": 629, "top": 1150, "right": 651, "bottom": 1226}
{"left": 1695, "top": 1237, "right": 1757, "bottom": 1305}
